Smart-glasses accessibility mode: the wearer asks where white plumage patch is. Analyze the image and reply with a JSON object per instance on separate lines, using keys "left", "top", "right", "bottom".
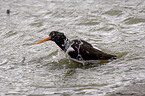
{"left": 66, "top": 46, "right": 75, "bottom": 54}
{"left": 93, "top": 46, "right": 103, "bottom": 51}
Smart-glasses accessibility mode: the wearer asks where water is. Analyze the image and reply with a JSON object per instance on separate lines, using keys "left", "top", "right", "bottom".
{"left": 0, "top": 0, "right": 145, "bottom": 96}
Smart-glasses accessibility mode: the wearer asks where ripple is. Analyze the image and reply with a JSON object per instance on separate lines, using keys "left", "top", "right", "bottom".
{"left": 79, "top": 21, "right": 100, "bottom": 26}
{"left": 104, "top": 9, "right": 123, "bottom": 16}
{"left": 4, "top": 31, "right": 18, "bottom": 38}
{"left": 30, "top": 21, "right": 43, "bottom": 27}
{"left": 0, "top": 59, "right": 8, "bottom": 65}
{"left": 123, "top": 17, "right": 145, "bottom": 24}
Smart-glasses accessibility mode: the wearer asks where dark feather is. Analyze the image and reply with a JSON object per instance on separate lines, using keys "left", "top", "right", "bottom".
{"left": 38, "top": 31, "right": 117, "bottom": 61}
{"left": 68, "top": 39, "right": 116, "bottom": 60}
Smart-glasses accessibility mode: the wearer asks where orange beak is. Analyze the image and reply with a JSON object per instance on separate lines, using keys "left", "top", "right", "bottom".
{"left": 36, "top": 36, "right": 51, "bottom": 44}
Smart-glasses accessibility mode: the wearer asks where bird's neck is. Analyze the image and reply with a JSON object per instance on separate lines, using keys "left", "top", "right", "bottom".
{"left": 55, "top": 38, "right": 70, "bottom": 51}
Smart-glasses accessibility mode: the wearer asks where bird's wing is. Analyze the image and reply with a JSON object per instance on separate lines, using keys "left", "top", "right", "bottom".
{"left": 70, "top": 40, "right": 115, "bottom": 60}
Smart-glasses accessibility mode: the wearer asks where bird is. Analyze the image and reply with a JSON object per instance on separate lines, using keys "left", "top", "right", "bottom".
{"left": 36, "top": 31, "right": 117, "bottom": 63}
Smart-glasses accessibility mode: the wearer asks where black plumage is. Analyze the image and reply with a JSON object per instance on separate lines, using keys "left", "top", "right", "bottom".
{"left": 37, "top": 31, "right": 117, "bottom": 61}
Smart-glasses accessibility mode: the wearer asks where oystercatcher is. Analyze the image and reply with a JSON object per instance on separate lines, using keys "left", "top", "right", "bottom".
{"left": 37, "top": 31, "right": 116, "bottom": 62}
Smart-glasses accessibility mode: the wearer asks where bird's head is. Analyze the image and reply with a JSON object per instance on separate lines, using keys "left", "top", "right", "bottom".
{"left": 36, "top": 31, "right": 66, "bottom": 44}
{"left": 36, "top": 31, "right": 68, "bottom": 50}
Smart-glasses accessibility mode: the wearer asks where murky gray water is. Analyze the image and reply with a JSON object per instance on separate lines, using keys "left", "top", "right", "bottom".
{"left": 0, "top": 0, "right": 145, "bottom": 96}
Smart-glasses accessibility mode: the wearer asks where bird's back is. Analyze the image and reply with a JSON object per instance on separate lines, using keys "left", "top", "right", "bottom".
{"left": 68, "top": 39, "right": 116, "bottom": 60}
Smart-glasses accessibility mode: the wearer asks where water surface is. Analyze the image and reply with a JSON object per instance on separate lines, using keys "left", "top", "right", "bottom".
{"left": 0, "top": 0, "right": 145, "bottom": 96}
